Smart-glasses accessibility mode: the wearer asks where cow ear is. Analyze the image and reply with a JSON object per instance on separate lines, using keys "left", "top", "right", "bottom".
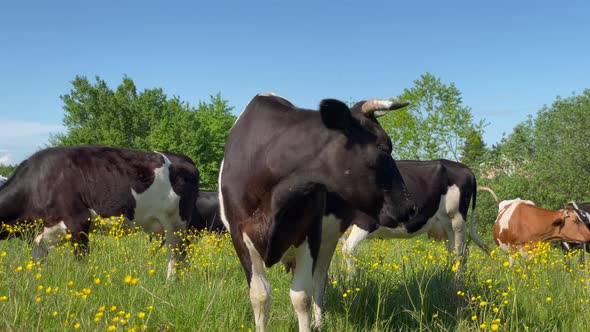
{"left": 320, "top": 99, "right": 351, "bottom": 131}
{"left": 552, "top": 218, "right": 565, "bottom": 228}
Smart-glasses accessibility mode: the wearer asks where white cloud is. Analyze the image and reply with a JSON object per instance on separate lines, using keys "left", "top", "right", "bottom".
{"left": 0, "top": 120, "right": 64, "bottom": 164}
{"left": 0, "top": 154, "right": 12, "bottom": 165}
{"left": 0, "top": 120, "right": 63, "bottom": 139}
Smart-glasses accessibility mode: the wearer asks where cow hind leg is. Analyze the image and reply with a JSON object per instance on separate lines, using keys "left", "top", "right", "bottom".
{"left": 164, "top": 221, "right": 188, "bottom": 280}
{"left": 291, "top": 239, "right": 314, "bottom": 332}
{"left": 440, "top": 213, "right": 467, "bottom": 273}
{"left": 451, "top": 213, "right": 467, "bottom": 258}
{"left": 32, "top": 221, "right": 68, "bottom": 262}
{"left": 242, "top": 233, "right": 271, "bottom": 332}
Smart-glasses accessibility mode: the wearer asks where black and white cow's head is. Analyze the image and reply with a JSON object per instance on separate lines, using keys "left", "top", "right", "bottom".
{"left": 317, "top": 98, "right": 417, "bottom": 226}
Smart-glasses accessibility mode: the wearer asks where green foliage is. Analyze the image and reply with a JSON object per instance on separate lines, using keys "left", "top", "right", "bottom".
{"left": 0, "top": 164, "right": 16, "bottom": 178}
{"left": 379, "top": 73, "right": 487, "bottom": 162}
{"left": 481, "top": 90, "right": 590, "bottom": 209}
{"left": 461, "top": 129, "right": 487, "bottom": 170}
{"left": 50, "top": 76, "right": 235, "bottom": 189}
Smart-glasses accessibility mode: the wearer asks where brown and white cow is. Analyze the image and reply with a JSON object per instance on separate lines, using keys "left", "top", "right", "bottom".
{"left": 561, "top": 202, "right": 590, "bottom": 258}
{"left": 0, "top": 146, "right": 199, "bottom": 279}
{"left": 479, "top": 188, "right": 590, "bottom": 264}
{"left": 219, "top": 94, "right": 416, "bottom": 332}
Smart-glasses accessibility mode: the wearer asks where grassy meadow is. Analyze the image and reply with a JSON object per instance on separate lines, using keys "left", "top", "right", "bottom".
{"left": 1, "top": 219, "right": 590, "bottom": 331}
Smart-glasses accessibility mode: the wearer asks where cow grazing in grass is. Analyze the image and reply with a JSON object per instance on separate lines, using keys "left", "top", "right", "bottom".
{"left": 189, "top": 190, "right": 224, "bottom": 232}
{"left": 478, "top": 188, "right": 590, "bottom": 264}
{"left": 0, "top": 146, "right": 199, "bottom": 279}
{"left": 342, "top": 160, "right": 490, "bottom": 271}
{"left": 219, "top": 94, "right": 416, "bottom": 332}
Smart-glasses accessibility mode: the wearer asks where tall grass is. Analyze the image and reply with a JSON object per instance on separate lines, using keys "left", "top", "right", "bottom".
{"left": 1, "top": 222, "right": 589, "bottom": 331}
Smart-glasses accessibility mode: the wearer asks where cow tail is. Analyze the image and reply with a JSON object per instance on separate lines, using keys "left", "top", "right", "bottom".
{"left": 477, "top": 186, "right": 500, "bottom": 205}
{"left": 469, "top": 178, "right": 491, "bottom": 255}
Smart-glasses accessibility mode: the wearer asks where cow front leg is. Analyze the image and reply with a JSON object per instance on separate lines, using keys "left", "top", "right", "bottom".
{"left": 32, "top": 221, "right": 68, "bottom": 262}
{"left": 312, "top": 216, "right": 342, "bottom": 329}
{"left": 341, "top": 225, "right": 370, "bottom": 274}
{"left": 242, "top": 232, "right": 272, "bottom": 332}
{"left": 164, "top": 224, "right": 188, "bottom": 280}
{"left": 291, "top": 238, "right": 314, "bottom": 332}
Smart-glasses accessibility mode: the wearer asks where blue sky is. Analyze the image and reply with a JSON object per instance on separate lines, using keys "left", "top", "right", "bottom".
{"left": 1, "top": 0, "right": 589, "bottom": 164}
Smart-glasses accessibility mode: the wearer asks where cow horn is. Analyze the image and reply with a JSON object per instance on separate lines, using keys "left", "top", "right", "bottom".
{"left": 361, "top": 99, "right": 410, "bottom": 118}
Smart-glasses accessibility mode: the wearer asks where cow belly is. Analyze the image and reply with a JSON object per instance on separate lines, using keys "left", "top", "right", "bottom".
{"left": 369, "top": 214, "right": 441, "bottom": 239}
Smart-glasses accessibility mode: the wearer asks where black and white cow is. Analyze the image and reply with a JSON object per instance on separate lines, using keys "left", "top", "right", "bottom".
{"left": 342, "top": 159, "right": 490, "bottom": 270}
{"left": 0, "top": 146, "right": 199, "bottom": 279}
{"left": 189, "top": 190, "right": 225, "bottom": 232}
{"left": 219, "top": 94, "right": 417, "bottom": 331}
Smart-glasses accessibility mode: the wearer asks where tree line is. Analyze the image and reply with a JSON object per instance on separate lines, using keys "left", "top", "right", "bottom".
{"left": 1, "top": 74, "right": 588, "bottom": 237}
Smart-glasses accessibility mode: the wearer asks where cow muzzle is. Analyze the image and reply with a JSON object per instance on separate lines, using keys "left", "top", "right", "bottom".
{"left": 377, "top": 193, "right": 417, "bottom": 227}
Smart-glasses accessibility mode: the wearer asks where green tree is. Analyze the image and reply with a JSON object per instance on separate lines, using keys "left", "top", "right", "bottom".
{"left": 461, "top": 128, "right": 488, "bottom": 170}
{"left": 479, "top": 90, "right": 590, "bottom": 212}
{"left": 379, "top": 73, "right": 487, "bottom": 161}
{"left": 528, "top": 90, "right": 590, "bottom": 206}
{"left": 51, "top": 76, "right": 235, "bottom": 189}
{"left": 0, "top": 164, "right": 16, "bottom": 177}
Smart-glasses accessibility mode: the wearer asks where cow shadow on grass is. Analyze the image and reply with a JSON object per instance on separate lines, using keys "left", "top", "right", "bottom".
{"left": 322, "top": 265, "right": 469, "bottom": 330}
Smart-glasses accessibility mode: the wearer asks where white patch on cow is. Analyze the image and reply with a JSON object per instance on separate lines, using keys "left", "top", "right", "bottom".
{"left": 496, "top": 238, "right": 511, "bottom": 253}
{"left": 88, "top": 209, "right": 99, "bottom": 219}
{"left": 130, "top": 154, "right": 181, "bottom": 233}
{"left": 443, "top": 185, "right": 461, "bottom": 216}
{"left": 243, "top": 232, "right": 271, "bottom": 331}
{"left": 32, "top": 221, "right": 68, "bottom": 261}
{"left": 344, "top": 185, "right": 485, "bottom": 271}
{"left": 217, "top": 159, "right": 231, "bottom": 232}
{"left": 291, "top": 238, "right": 313, "bottom": 332}
{"left": 497, "top": 198, "right": 535, "bottom": 234}
{"left": 312, "top": 215, "right": 341, "bottom": 328}
{"left": 125, "top": 153, "right": 185, "bottom": 279}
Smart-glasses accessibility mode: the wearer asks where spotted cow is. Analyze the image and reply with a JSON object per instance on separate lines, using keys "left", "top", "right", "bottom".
{"left": 342, "top": 160, "right": 490, "bottom": 271}
{"left": 219, "top": 94, "right": 416, "bottom": 331}
{"left": 0, "top": 146, "right": 199, "bottom": 279}
{"left": 478, "top": 188, "right": 590, "bottom": 264}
